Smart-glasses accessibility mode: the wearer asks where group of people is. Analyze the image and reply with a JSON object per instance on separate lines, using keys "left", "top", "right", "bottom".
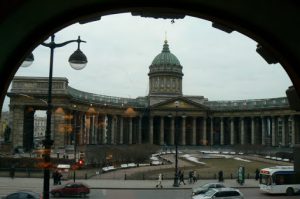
{"left": 155, "top": 168, "right": 260, "bottom": 188}
{"left": 188, "top": 170, "right": 197, "bottom": 184}
{"left": 156, "top": 170, "right": 198, "bottom": 188}
{"left": 52, "top": 170, "right": 63, "bottom": 185}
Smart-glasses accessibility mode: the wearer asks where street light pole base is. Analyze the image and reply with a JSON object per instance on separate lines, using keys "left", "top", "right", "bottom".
{"left": 173, "top": 176, "right": 180, "bottom": 187}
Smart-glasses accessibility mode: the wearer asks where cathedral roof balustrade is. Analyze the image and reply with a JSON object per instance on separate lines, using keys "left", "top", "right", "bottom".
{"left": 67, "top": 86, "right": 147, "bottom": 108}
{"left": 205, "top": 97, "right": 289, "bottom": 111}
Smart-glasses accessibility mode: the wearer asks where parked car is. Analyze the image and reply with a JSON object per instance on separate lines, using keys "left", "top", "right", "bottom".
{"left": 2, "top": 191, "right": 42, "bottom": 199}
{"left": 192, "top": 188, "right": 244, "bottom": 199}
{"left": 192, "top": 183, "right": 225, "bottom": 196}
{"left": 50, "top": 182, "right": 90, "bottom": 197}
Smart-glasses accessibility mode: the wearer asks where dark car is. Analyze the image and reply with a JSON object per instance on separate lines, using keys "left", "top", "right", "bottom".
{"left": 192, "top": 183, "right": 225, "bottom": 196}
{"left": 2, "top": 191, "right": 42, "bottom": 199}
{"left": 50, "top": 182, "right": 90, "bottom": 197}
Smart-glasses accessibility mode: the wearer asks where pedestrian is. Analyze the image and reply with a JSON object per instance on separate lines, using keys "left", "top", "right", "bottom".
{"left": 155, "top": 173, "right": 163, "bottom": 188}
{"left": 179, "top": 170, "right": 185, "bottom": 185}
{"left": 52, "top": 170, "right": 58, "bottom": 185}
{"left": 218, "top": 170, "right": 224, "bottom": 182}
{"left": 255, "top": 168, "right": 260, "bottom": 181}
{"left": 189, "top": 171, "right": 193, "bottom": 184}
{"left": 10, "top": 165, "right": 15, "bottom": 179}
{"left": 57, "top": 171, "right": 62, "bottom": 185}
{"left": 193, "top": 170, "right": 197, "bottom": 183}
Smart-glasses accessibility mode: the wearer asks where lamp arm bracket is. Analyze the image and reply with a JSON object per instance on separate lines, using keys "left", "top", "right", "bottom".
{"left": 41, "top": 39, "right": 86, "bottom": 49}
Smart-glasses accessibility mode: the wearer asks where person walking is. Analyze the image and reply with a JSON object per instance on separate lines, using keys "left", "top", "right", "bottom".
{"left": 218, "top": 170, "right": 224, "bottom": 182}
{"left": 57, "top": 171, "right": 62, "bottom": 185}
{"left": 156, "top": 173, "right": 163, "bottom": 188}
{"left": 193, "top": 170, "right": 197, "bottom": 183}
{"left": 179, "top": 170, "right": 185, "bottom": 185}
{"left": 52, "top": 170, "right": 58, "bottom": 185}
{"left": 189, "top": 171, "right": 193, "bottom": 184}
{"left": 9, "top": 165, "right": 15, "bottom": 179}
{"left": 255, "top": 168, "right": 260, "bottom": 181}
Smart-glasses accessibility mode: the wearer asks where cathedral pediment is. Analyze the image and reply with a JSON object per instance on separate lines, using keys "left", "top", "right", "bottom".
{"left": 150, "top": 96, "right": 209, "bottom": 111}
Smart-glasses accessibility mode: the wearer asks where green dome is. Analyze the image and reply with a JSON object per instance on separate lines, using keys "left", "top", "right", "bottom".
{"left": 151, "top": 40, "right": 181, "bottom": 66}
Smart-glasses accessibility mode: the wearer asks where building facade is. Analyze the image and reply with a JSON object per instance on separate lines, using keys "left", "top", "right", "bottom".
{"left": 7, "top": 41, "right": 300, "bottom": 151}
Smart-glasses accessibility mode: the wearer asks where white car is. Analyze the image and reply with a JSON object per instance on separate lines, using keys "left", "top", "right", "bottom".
{"left": 192, "top": 188, "right": 244, "bottom": 199}
{"left": 192, "top": 183, "right": 225, "bottom": 196}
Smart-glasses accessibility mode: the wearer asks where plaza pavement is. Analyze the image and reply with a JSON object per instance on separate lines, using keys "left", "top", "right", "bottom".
{"left": 0, "top": 177, "right": 259, "bottom": 190}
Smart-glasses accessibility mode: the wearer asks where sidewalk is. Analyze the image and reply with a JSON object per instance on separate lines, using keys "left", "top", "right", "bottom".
{"left": 0, "top": 177, "right": 259, "bottom": 190}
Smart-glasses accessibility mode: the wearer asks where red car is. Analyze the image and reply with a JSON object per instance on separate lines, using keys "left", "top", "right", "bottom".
{"left": 50, "top": 182, "right": 90, "bottom": 197}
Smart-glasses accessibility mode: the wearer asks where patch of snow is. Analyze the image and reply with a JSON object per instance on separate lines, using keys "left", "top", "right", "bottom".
{"left": 234, "top": 157, "right": 251, "bottom": 162}
{"left": 183, "top": 154, "right": 206, "bottom": 165}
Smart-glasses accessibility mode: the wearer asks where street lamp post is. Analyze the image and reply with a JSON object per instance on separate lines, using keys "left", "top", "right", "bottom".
{"left": 73, "top": 111, "right": 78, "bottom": 182}
{"left": 23, "top": 34, "right": 88, "bottom": 199}
{"left": 173, "top": 101, "right": 180, "bottom": 187}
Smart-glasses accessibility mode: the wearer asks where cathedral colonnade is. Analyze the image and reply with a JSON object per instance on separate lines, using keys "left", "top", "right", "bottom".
{"left": 69, "top": 113, "right": 298, "bottom": 147}
{"left": 8, "top": 101, "right": 299, "bottom": 150}
{"left": 50, "top": 112, "right": 300, "bottom": 148}
{"left": 14, "top": 105, "right": 299, "bottom": 149}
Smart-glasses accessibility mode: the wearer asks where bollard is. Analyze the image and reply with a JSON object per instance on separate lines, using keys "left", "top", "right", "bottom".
{"left": 231, "top": 173, "right": 233, "bottom": 179}
{"left": 214, "top": 173, "right": 217, "bottom": 179}
{"left": 142, "top": 173, "right": 145, "bottom": 180}
{"left": 247, "top": 173, "right": 250, "bottom": 179}
{"left": 124, "top": 173, "right": 127, "bottom": 180}
{"left": 85, "top": 173, "right": 87, "bottom": 179}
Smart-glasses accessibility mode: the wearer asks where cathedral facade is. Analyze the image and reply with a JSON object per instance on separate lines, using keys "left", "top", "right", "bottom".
{"left": 7, "top": 41, "right": 300, "bottom": 151}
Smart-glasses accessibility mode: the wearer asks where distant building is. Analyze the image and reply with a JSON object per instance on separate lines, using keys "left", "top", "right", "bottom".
{"left": 33, "top": 115, "right": 46, "bottom": 147}
{"left": 7, "top": 40, "right": 300, "bottom": 151}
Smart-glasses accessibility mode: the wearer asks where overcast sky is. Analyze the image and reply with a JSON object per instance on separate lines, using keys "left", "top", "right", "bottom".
{"left": 3, "top": 13, "right": 292, "bottom": 111}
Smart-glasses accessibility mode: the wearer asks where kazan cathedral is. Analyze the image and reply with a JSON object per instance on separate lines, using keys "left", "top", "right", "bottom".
{"left": 8, "top": 40, "right": 300, "bottom": 151}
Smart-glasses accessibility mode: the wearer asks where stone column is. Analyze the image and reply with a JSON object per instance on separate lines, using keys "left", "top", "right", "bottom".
{"left": 181, "top": 116, "right": 186, "bottom": 145}
{"left": 240, "top": 117, "right": 245, "bottom": 145}
{"left": 138, "top": 116, "right": 142, "bottom": 144}
{"left": 261, "top": 116, "right": 265, "bottom": 145}
{"left": 251, "top": 117, "right": 255, "bottom": 145}
{"left": 160, "top": 116, "right": 164, "bottom": 145}
{"left": 102, "top": 114, "right": 107, "bottom": 144}
{"left": 290, "top": 115, "right": 295, "bottom": 145}
{"left": 94, "top": 114, "right": 99, "bottom": 144}
{"left": 220, "top": 117, "right": 224, "bottom": 145}
{"left": 170, "top": 117, "right": 175, "bottom": 145}
{"left": 10, "top": 105, "right": 24, "bottom": 149}
{"left": 230, "top": 118, "right": 235, "bottom": 145}
{"left": 282, "top": 116, "right": 286, "bottom": 146}
{"left": 203, "top": 117, "right": 207, "bottom": 145}
{"left": 91, "top": 115, "right": 95, "bottom": 144}
{"left": 120, "top": 117, "right": 123, "bottom": 144}
{"left": 111, "top": 116, "right": 115, "bottom": 144}
{"left": 192, "top": 117, "right": 196, "bottom": 145}
{"left": 83, "top": 114, "right": 88, "bottom": 144}
{"left": 129, "top": 117, "right": 133, "bottom": 144}
{"left": 149, "top": 116, "right": 153, "bottom": 144}
{"left": 210, "top": 117, "right": 214, "bottom": 145}
{"left": 272, "top": 116, "right": 276, "bottom": 146}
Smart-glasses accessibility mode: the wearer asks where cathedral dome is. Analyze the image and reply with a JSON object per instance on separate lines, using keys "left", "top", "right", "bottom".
{"left": 148, "top": 40, "right": 183, "bottom": 98}
{"left": 151, "top": 40, "right": 181, "bottom": 66}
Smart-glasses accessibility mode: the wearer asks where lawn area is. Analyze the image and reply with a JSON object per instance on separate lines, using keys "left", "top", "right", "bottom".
{"left": 131, "top": 155, "right": 293, "bottom": 180}
{"left": 191, "top": 158, "right": 279, "bottom": 179}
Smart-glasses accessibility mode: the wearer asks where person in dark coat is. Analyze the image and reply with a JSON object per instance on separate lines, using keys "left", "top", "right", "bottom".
{"left": 218, "top": 170, "right": 224, "bottom": 182}
{"left": 255, "top": 168, "right": 260, "bottom": 181}
{"left": 179, "top": 170, "right": 185, "bottom": 185}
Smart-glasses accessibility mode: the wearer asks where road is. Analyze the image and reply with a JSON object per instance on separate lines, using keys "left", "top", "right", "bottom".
{"left": 1, "top": 188, "right": 298, "bottom": 199}
{"left": 89, "top": 189, "right": 298, "bottom": 199}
